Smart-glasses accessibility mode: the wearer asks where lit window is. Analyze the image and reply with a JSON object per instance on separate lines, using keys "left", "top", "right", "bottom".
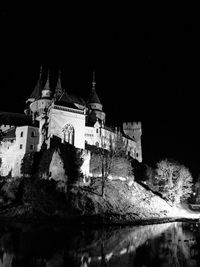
{"left": 20, "top": 132, "right": 23, "bottom": 137}
{"left": 19, "top": 144, "right": 23, "bottom": 149}
{"left": 62, "top": 124, "right": 74, "bottom": 145}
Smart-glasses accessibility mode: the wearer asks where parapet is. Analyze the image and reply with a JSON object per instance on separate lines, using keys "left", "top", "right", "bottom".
{"left": 123, "top": 122, "right": 142, "bottom": 131}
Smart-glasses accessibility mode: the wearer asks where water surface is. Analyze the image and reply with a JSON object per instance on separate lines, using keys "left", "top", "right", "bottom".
{"left": 0, "top": 221, "right": 199, "bottom": 266}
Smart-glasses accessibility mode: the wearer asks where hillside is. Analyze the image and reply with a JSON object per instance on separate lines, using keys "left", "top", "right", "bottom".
{"left": 69, "top": 177, "right": 181, "bottom": 225}
{"left": 0, "top": 174, "right": 199, "bottom": 224}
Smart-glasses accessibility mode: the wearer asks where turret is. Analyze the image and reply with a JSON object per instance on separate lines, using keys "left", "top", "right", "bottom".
{"left": 29, "top": 69, "right": 52, "bottom": 118}
{"left": 87, "top": 72, "right": 106, "bottom": 126}
{"left": 41, "top": 70, "right": 52, "bottom": 99}
{"left": 28, "top": 69, "right": 53, "bottom": 150}
{"left": 123, "top": 122, "right": 142, "bottom": 162}
{"left": 26, "top": 65, "right": 42, "bottom": 103}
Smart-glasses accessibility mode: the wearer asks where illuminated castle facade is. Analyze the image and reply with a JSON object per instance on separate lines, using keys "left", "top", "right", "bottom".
{"left": 0, "top": 67, "right": 142, "bottom": 178}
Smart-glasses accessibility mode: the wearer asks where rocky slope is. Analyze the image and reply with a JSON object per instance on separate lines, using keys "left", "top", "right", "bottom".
{"left": 0, "top": 176, "right": 199, "bottom": 224}
{"left": 69, "top": 177, "right": 185, "bottom": 225}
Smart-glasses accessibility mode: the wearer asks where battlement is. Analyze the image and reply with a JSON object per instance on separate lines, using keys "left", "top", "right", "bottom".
{"left": 123, "top": 121, "right": 142, "bottom": 130}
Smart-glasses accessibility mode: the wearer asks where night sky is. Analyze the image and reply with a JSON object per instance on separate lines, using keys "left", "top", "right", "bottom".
{"left": 0, "top": 2, "right": 199, "bottom": 177}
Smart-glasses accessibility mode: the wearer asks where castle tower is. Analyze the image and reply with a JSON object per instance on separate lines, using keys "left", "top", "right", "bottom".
{"left": 41, "top": 70, "right": 52, "bottom": 99}
{"left": 87, "top": 72, "right": 106, "bottom": 126}
{"left": 29, "top": 69, "right": 53, "bottom": 117}
{"left": 123, "top": 122, "right": 142, "bottom": 162}
{"left": 29, "top": 69, "right": 53, "bottom": 150}
{"left": 26, "top": 65, "right": 43, "bottom": 103}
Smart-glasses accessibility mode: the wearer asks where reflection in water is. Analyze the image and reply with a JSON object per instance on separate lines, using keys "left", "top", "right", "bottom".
{"left": 0, "top": 221, "right": 200, "bottom": 266}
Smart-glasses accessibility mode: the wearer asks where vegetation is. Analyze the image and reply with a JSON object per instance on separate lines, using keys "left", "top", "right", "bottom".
{"left": 22, "top": 178, "right": 67, "bottom": 215}
{"left": 0, "top": 177, "right": 22, "bottom": 203}
{"left": 20, "top": 152, "right": 35, "bottom": 177}
{"left": 90, "top": 133, "right": 134, "bottom": 197}
{"left": 153, "top": 159, "right": 193, "bottom": 205}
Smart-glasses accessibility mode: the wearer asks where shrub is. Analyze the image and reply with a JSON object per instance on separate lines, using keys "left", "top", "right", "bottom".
{"left": 1, "top": 177, "right": 22, "bottom": 202}
{"left": 22, "top": 178, "right": 67, "bottom": 215}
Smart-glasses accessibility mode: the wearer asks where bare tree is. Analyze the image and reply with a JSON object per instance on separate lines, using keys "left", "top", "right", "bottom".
{"left": 154, "top": 159, "right": 193, "bottom": 205}
{"left": 93, "top": 132, "right": 132, "bottom": 197}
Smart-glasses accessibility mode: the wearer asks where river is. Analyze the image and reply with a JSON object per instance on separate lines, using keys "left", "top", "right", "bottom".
{"left": 0, "top": 221, "right": 199, "bottom": 266}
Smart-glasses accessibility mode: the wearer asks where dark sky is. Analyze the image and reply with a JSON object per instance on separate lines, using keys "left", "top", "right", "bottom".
{"left": 0, "top": 2, "right": 199, "bottom": 177}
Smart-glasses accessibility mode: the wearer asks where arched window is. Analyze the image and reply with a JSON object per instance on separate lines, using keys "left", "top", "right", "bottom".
{"left": 20, "top": 131, "right": 23, "bottom": 137}
{"left": 31, "top": 131, "right": 35, "bottom": 137}
{"left": 62, "top": 124, "right": 74, "bottom": 145}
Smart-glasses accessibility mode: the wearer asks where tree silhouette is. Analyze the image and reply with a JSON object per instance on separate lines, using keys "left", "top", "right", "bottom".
{"left": 20, "top": 152, "right": 35, "bottom": 177}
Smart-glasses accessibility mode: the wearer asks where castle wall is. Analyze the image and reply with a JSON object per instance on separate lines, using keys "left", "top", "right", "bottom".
{"left": 85, "top": 126, "right": 137, "bottom": 159}
{"left": 0, "top": 140, "right": 24, "bottom": 177}
{"left": 80, "top": 149, "right": 91, "bottom": 177}
{"left": 25, "top": 126, "right": 39, "bottom": 152}
{"left": 48, "top": 105, "right": 85, "bottom": 149}
{"left": 0, "top": 126, "right": 39, "bottom": 177}
{"left": 15, "top": 126, "right": 39, "bottom": 153}
{"left": 49, "top": 150, "right": 67, "bottom": 181}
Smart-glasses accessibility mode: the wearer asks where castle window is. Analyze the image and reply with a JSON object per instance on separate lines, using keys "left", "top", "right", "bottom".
{"left": 31, "top": 131, "right": 36, "bottom": 137}
{"left": 19, "top": 144, "right": 23, "bottom": 149}
{"left": 30, "top": 144, "right": 34, "bottom": 150}
{"left": 62, "top": 124, "right": 74, "bottom": 145}
{"left": 20, "top": 131, "right": 23, "bottom": 137}
{"left": 96, "top": 129, "right": 98, "bottom": 133}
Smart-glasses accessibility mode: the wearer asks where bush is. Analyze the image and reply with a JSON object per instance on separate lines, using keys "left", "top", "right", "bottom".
{"left": 0, "top": 177, "right": 22, "bottom": 203}
{"left": 22, "top": 178, "right": 67, "bottom": 215}
{"left": 21, "top": 152, "right": 35, "bottom": 177}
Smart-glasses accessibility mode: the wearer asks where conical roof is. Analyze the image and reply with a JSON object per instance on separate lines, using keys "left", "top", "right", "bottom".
{"left": 28, "top": 66, "right": 42, "bottom": 100}
{"left": 55, "top": 70, "right": 62, "bottom": 91}
{"left": 87, "top": 88, "right": 101, "bottom": 104}
{"left": 43, "top": 70, "right": 50, "bottom": 91}
{"left": 87, "top": 72, "right": 101, "bottom": 104}
{"left": 54, "top": 70, "right": 64, "bottom": 100}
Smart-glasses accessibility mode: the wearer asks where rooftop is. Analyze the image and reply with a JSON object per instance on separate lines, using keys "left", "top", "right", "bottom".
{"left": 0, "top": 112, "right": 33, "bottom": 126}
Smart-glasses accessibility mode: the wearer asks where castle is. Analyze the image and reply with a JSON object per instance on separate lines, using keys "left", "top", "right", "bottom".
{"left": 0, "top": 67, "right": 142, "bottom": 178}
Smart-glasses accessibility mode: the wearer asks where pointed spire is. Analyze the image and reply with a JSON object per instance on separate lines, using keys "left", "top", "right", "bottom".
{"left": 55, "top": 69, "right": 62, "bottom": 91}
{"left": 87, "top": 71, "right": 101, "bottom": 105}
{"left": 43, "top": 69, "right": 50, "bottom": 91}
{"left": 27, "top": 65, "right": 43, "bottom": 102}
{"left": 41, "top": 69, "right": 52, "bottom": 99}
{"left": 39, "top": 65, "right": 42, "bottom": 79}
{"left": 54, "top": 69, "right": 64, "bottom": 101}
{"left": 92, "top": 71, "right": 96, "bottom": 90}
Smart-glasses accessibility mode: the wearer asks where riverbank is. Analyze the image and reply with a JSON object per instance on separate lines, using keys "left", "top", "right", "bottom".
{"left": 0, "top": 177, "right": 200, "bottom": 225}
